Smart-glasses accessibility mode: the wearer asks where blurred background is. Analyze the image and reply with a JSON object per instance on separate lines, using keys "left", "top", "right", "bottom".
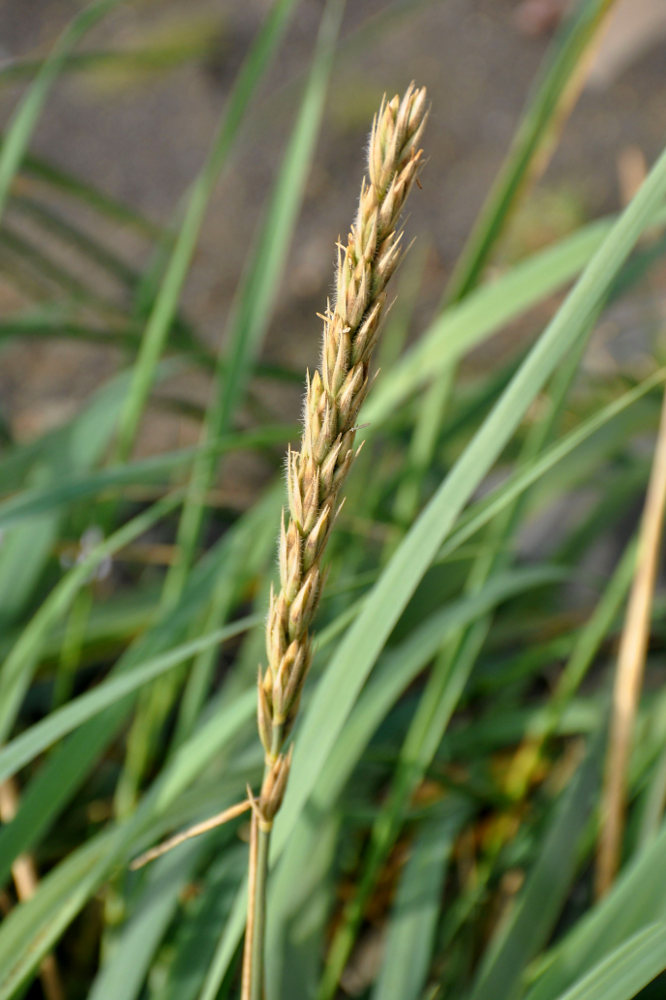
{"left": 1, "top": 0, "right": 665, "bottom": 479}
{"left": 3, "top": 3, "right": 666, "bottom": 999}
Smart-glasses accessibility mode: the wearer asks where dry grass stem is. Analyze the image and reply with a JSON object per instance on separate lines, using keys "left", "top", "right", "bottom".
{"left": 241, "top": 82, "right": 428, "bottom": 1000}
{"left": 596, "top": 385, "right": 666, "bottom": 897}
{"left": 0, "top": 779, "right": 64, "bottom": 1000}
{"left": 129, "top": 798, "right": 252, "bottom": 869}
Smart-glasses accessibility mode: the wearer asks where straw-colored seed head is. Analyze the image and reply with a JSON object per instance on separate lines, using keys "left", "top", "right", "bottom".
{"left": 256, "top": 82, "right": 427, "bottom": 813}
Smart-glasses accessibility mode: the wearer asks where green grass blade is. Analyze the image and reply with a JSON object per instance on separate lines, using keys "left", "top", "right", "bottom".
{"left": 0, "top": 425, "right": 294, "bottom": 529}
{"left": 112, "top": 0, "right": 300, "bottom": 461}
{"left": 0, "top": 313, "right": 144, "bottom": 352}
{"left": 468, "top": 736, "right": 604, "bottom": 1000}
{"left": 9, "top": 194, "right": 138, "bottom": 286}
{"left": 234, "top": 567, "right": 569, "bottom": 1000}
{"left": 0, "top": 617, "right": 255, "bottom": 784}
{"left": 445, "top": 0, "right": 616, "bottom": 302}
{"left": 363, "top": 217, "right": 611, "bottom": 429}
{"left": 549, "top": 924, "right": 666, "bottom": 1000}
{"left": 20, "top": 152, "right": 163, "bottom": 238}
{"left": 0, "top": 688, "right": 256, "bottom": 999}
{"left": 397, "top": 0, "right": 616, "bottom": 520}
{"left": 200, "top": 140, "right": 666, "bottom": 997}
{"left": 0, "top": 367, "right": 135, "bottom": 631}
{"left": 88, "top": 840, "right": 207, "bottom": 1000}
{"left": 278, "top": 140, "right": 666, "bottom": 874}
{"left": 438, "top": 369, "right": 666, "bottom": 562}
{"left": 372, "top": 801, "right": 469, "bottom": 1000}
{"left": 159, "top": 845, "right": 247, "bottom": 1000}
{"left": 524, "top": 824, "right": 666, "bottom": 1000}
{"left": 0, "top": 223, "right": 123, "bottom": 315}
{"left": 166, "top": 0, "right": 344, "bottom": 598}
{"left": 0, "top": 488, "right": 280, "bottom": 885}
{"left": 0, "top": 492, "right": 182, "bottom": 743}
{"left": 0, "top": 0, "right": 123, "bottom": 222}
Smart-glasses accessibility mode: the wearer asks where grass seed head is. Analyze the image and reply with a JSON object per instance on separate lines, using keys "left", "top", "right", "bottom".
{"left": 257, "top": 81, "right": 428, "bottom": 807}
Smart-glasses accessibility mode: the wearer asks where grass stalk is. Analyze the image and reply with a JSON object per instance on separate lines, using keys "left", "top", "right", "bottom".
{"left": 241, "top": 82, "right": 428, "bottom": 1000}
{"left": 596, "top": 386, "right": 666, "bottom": 896}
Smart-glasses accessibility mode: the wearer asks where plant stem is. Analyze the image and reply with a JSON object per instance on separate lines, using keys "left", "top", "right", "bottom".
{"left": 242, "top": 719, "right": 283, "bottom": 1000}
{"left": 249, "top": 824, "right": 271, "bottom": 1000}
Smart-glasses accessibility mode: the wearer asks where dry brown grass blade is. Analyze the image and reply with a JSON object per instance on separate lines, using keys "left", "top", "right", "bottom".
{"left": 0, "top": 778, "right": 64, "bottom": 1000}
{"left": 596, "top": 385, "right": 666, "bottom": 897}
{"left": 129, "top": 798, "right": 252, "bottom": 870}
{"left": 241, "top": 798, "right": 260, "bottom": 1000}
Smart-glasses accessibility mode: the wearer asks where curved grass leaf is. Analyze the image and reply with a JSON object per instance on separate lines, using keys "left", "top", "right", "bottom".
{"left": 364, "top": 217, "right": 610, "bottom": 429}
{"left": 88, "top": 838, "right": 208, "bottom": 1000}
{"left": 525, "top": 821, "right": 666, "bottom": 1000}
{"left": 0, "top": 487, "right": 280, "bottom": 888}
{"left": 437, "top": 369, "right": 666, "bottom": 563}
{"left": 20, "top": 151, "right": 163, "bottom": 239}
{"left": 0, "top": 685, "right": 256, "bottom": 999}
{"left": 280, "top": 141, "right": 666, "bottom": 879}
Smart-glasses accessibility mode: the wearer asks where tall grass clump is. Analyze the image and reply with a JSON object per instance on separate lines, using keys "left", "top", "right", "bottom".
{"left": 243, "top": 83, "right": 427, "bottom": 999}
{"left": 3, "top": 2, "right": 666, "bottom": 1000}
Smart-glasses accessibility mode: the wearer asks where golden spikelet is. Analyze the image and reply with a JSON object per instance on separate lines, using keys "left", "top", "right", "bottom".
{"left": 256, "top": 82, "right": 428, "bottom": 823}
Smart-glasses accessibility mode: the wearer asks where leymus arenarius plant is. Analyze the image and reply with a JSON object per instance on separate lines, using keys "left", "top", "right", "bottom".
{"left": 242, "top": 83, "right": 428, "bottom": 1000}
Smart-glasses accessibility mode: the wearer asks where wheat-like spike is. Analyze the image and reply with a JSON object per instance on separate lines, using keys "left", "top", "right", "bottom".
{"left": 256, "top": 82, "right": 428, "bottom": 824}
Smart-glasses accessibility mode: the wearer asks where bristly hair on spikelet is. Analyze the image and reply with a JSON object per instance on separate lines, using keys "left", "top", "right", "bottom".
{"left": 253, "top": 82, "right": 428, "bottom": 825}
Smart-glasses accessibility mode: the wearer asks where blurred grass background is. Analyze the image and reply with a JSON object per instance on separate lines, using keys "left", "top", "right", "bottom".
{"left": 1, "top": 1, "right": 666, "bottom": 999}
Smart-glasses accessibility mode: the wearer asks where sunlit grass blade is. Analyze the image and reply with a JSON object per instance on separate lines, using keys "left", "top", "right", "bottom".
{"left": 280, "top": 141, "right": 666, "bottom": 881}
{"left": 200, "top": 140, "right": 666, "bottom": 997}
